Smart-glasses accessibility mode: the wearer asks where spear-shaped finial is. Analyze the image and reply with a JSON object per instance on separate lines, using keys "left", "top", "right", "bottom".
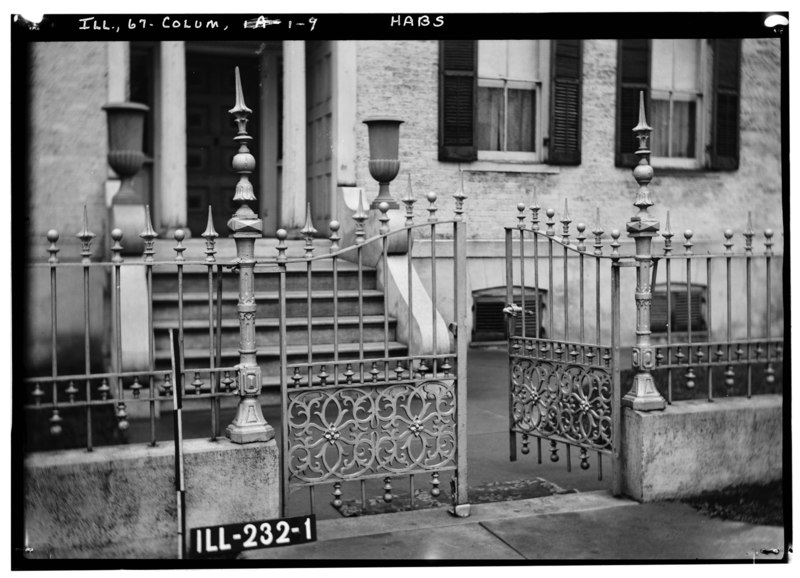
{"left": 140, "top": 204, "right": 158, "bottom": 262}
{"left": 633, "top": 90, "right": 652, "bottom": 145}
{"left": 229, "top": 66, "right": 257, "bottom": 208}
{"left": 229, "top": 66, "right": 253, "bottom": 127}
{"left": 77, "top": 204, "right": 96, "bottom": 264}
{"left": 201, "top": 206, "right": 219, "bottom": 263}
{"left": 631, "top": 90, "right": 655, "bottom": 220}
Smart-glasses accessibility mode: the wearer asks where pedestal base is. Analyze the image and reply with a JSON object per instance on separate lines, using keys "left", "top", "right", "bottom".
{"left": 622, "top": 372, "right": 666, "bottom": 411}
{"left": 226, "top": 423, "right": 275, "bottom": 444}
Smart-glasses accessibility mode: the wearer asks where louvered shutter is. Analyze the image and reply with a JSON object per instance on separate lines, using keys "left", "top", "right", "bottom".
{"left": 616, "top": 39, "right": 650, "bottom": 167}
{"left": 548, "top": 39, "right": 582, "bottom": 165}
{"left": 710, "top": 39, "right": 741, "bottom": 170}
{"left": 439, "top": 41, "right": 478, "bottom": 162}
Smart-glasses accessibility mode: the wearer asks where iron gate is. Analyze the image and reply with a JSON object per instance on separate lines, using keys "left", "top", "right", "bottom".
{"left": 277, "top": 192, "right": 470, "bottom": 518}
{"left": 505, "top": 201, "right": 622, "bottom": 491}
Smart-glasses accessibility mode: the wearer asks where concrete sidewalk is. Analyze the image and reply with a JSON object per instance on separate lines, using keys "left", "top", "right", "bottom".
{"left": 240, "top": 489, "right": 786, "bottom": 562}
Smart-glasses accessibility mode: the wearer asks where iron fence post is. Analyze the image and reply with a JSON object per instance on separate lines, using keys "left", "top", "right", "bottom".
{"left": 622, "top": 92, "right": 666, "bottom": 411}
{"left": 225, "top": 67, "right": 274, "bottom": 443}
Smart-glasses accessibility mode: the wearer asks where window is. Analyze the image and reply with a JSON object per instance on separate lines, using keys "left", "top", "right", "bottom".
{"left": 650, "top": 40, "right": 701, "bottom": 165}
{"left": 477, "top": 41, "right": 540, "bottom": 161}
{"left": 616, "top": 39, "right": 741, "bottom": 170}
{"left": 439, "top": 40, "right": 582, "bottom": 165}
{"left": 650, "top": 283, "right": 707, "bottom": 335}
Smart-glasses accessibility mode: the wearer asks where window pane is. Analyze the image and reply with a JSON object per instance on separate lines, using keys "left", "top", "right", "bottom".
{"left": 671, "top": 100, "right": 695, "bottom": 157}
{"left": 507, "top": 40, "right": 539, "bottom": 81}
{"left": 477, "top": 86, "right": 504, "bottom": 151}
{"left": 650, "top": 99, "right": 670, "bottom": 156}
{"left": 650, "top": 99, "right": 696, "bottom": 158}
{"left": 651, "top": 39, "right": 699, "bottom": 92}
{"left": 673, "top": 40, "right": 699, "bottom": 92}
{"left": 651, "top": 40, "right": 675, "bottom": 91}
{"left": 478, "top": 40, "right": 507, "bottom": 79}
{"left": 506, "top": 89, "right": 535, "bottom": 152}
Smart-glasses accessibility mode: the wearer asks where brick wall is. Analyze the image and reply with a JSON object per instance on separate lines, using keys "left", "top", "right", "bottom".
{"left": 353, "top": 39, "right": 783, "bottom": 244}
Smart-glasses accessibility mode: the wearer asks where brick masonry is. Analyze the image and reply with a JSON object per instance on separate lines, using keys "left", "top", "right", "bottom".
{"left": 352, "top": 39, "right": 783, "bottom": 243}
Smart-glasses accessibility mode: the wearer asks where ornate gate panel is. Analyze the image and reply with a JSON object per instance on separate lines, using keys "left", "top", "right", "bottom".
{"left": 277, "top": 189, "right": 470, "bottom": 518}
{"left": 505, "top": 201, "right": 622, "bottom": 490}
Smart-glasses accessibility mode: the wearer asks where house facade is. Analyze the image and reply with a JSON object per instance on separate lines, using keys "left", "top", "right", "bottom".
{"left": 23, "top": 37, "right": 784, "bottom": 369}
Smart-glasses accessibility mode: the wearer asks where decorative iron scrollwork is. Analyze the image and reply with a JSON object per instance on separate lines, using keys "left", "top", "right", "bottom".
{"left": 287, "top": 379, "right": 457, "bottom": 483}
{"left": 510, "top": 357, "right": 612, "bottom": 452}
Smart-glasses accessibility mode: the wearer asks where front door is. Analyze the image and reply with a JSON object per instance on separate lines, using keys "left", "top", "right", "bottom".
{"left": 306, "top": 41, "right": 333, "bottom": 236}
{"left": 186, "top": 51, "right": 260, "bottom": 236}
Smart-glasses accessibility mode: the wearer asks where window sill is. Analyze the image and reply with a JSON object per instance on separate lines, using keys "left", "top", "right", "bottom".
{"left": 462, "top": 161, "right": 561, "bottom": 174}
{"left": 653, "top": 167, "right": 723, "bottom": 178}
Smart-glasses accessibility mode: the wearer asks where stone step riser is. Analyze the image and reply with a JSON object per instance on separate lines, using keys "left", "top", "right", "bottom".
{"left": 153, "top": 297, "right": 388, "bottom": 321}
{"left": 153, "top": 323, "right": 397, "bottom": 350}
{"left": 156, "top": 347, "right": 408, "bottom": 375}
{"left": 152, "top": 270, "right": 377, "bottom": 294}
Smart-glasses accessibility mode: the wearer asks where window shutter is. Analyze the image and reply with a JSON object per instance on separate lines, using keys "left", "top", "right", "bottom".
{"left": 548, "top": 40, "right": 582, "bottom": 165}
{"left": 710, "top": 39, "right": 741, "bottom": 170}
{"left": 616, "top": 39, "right": 650, "bottom": 167}
{"left": 439, "top": 41, "right": 477, "bottom": 162}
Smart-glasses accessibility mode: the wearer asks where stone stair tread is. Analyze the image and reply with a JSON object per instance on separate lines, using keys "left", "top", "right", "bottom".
{"left": 152, "top": 289, "right": 386, "bottom": 301}
{"left": 151, "top": 259, "right": 369, "bottom": 273}
{"left": 153, "top": 315, "right": 396, "bottom": 330}
{"left": 157, "top": 341, "right": 408, "bottom": 361}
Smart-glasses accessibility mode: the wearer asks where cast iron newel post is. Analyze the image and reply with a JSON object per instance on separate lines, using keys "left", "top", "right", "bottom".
{"left": 622, "top": 92, "right": 666, "bottom": 411}
{"left": 226, "top": 67, "right": 275, "bottom": 443}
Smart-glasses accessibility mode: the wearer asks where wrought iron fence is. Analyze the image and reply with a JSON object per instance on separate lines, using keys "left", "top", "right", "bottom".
{"left": 23, "top": 206, "right": 241, "bottom": 451}
{"left": 649, "top": 212, "right": 783, "bottom": 403}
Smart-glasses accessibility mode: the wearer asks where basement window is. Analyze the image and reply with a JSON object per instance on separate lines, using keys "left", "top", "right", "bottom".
{"left": 472, "top": 286, "right": 546, "bottom": 343}
{"left": 650, "top": 283, "right": 707, "bottom": 334}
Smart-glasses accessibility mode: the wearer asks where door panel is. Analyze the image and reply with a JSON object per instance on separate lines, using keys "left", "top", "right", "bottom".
{"left": 306, "top": 41, "right": 333, "bottom": 236}
{"left": 186, "top": 54, "right": 260, "bottom": 236}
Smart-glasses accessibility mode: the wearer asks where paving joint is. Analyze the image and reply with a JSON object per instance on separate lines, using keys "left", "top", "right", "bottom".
{"left": 310, "top": 490, "right": 638, "bottom": 543}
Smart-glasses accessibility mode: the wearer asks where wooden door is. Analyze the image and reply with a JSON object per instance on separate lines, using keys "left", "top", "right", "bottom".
{"left": 186, "top": 54, "right": 260, "bottom": 236}
{"left": 306, "top": 41, "right": 333, "bottom": 236}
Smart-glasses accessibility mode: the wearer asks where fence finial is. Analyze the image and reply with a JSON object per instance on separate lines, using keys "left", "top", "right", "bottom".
{"left": 111, "top": 228, "right": 124, "bottom": 264}
{"left": 353, "top": 191, "right": 367, "bottom": 244}
{"left": 744, "top": 211, "right": 754, "bottom": 255}
{"left": 561, "top": 198, "right": 571, "bottom": 241}
{"left": 77, "top": 205, "right": 96, "bottom": 264}
{"left": 662, "top": 211, "right": 674, "bottom": 255}
{"left": 402, "top": 174, "right": 416, "bottom": 226}
{"left": 632, "top": 92, "right": 655, "bottom": 220}
{"left": 529, "top": 188, "right": 541, "bottom": 232}
{"left": 516, "top": 203, "right": 527, "bottom": 229}
{"left": 592, "top": 207, "right": 604, "bottom": 255}
{"left": 140, "top": 205, "right": 158, "bottom": 262}
{"left": 301, "top": 202, "right": 317, "bottom": 258}
{"left": 47, "top": 229, "right": 59, "bottom": 265}
{"left": 426, "top": 191, "right": 438, "bottom": 222}
{"left": 378, "top": 202, "right": 391, "bottom": 235}
{"left": 453, "top": 169, "right": 467, "bottom": 220}
{"left": 201, "top": 206, "right": 218, "bottom": 264}
{"left": 329, "top": 220, "right": 341, "bottom": 252}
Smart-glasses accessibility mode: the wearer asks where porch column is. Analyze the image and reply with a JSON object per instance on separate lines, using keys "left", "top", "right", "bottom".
{"left": 332, "top": 41, "right": 358, "bottom": 199}
{"left": 156, "top": 41, "right": 187, "bottom": 233}
{"left": 280, "top": 41, "right": 307, "bottom": 231}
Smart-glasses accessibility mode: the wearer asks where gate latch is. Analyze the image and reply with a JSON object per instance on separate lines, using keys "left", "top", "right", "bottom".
{"left": 503, "top": 304, "right": 532, "bottom": 318}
